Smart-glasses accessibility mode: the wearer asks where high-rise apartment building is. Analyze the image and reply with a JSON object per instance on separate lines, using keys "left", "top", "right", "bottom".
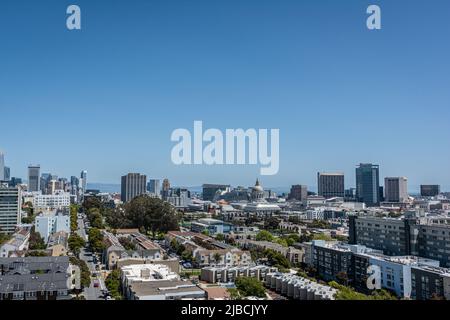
{"left": 384, "top": 177, "right": 408, "bottom": 203}
{"left": 27, "top": 165, "right": 41, "bottom": 192}
{"left": 355, "top": 163, "right": 380, "bottom": 206}
{"left": 121, "top": 173, "right": 147, "bottom": 203}
{"left": 0, "top": 185, "right": 22, "bottom": 234}
{"left": 80, "top": 170, "right": 87, "bottom": 194}
{"left": 317, "top": 173, "right": 344, "bottom": 199}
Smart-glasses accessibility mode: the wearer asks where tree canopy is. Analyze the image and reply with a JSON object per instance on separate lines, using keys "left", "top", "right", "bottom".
{"left": 107, "top": 195, "right": 180, "bottom": 237}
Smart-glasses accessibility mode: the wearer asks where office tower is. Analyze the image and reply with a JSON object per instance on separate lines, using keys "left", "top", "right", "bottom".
{"left": 27, "top": 165, "right": 41, "bottom": 192}
{"left": 147, "top": 179, "right": 161, "bottom": 196}
{"left": 70, "top": 176, "right": 80, "bottom": 196}
{"left": 121, "top": 173, "right": 147, "bottom": 203}
{"left": 420, "top": 185, "right": 440, "bottom": 197}
{"left": 80, "top": 170, "right": 87, "bottom": 193}
{"left": 288, "top": 185, "right": 308, "bottom": 202}
{"left": 0, "top": 185, "right": 22, "bottom": 234}
{"left": 40, "top": 173, "right": 51, "bottom": 194}
{"left": 161, "top": 178, "right": 171, "bottom": 199}
{"left": 0, "top": 151, "right": 4, "bottom": 181}
{"left": 355, "top": 163, "right": 380, "bottom": 206}
{"left": 4, "top": 167, "right": 10, "bottom": 181}
{"left": 317, "top": 173, "right": 344, "bottom": 199}
{"left": 384, "top": 177, "right": 408, "bottom": 203}
{"left": 202, "top": 184, "right": 231, "bottom": 201}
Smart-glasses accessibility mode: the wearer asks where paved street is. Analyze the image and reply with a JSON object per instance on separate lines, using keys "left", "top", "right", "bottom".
{"left": 76, "top": 217, "right": 106, "bottom": 300}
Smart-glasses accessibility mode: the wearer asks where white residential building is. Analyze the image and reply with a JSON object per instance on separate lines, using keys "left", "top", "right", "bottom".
{"left": 35, "top": 210, "right": 70, "bottom": 242}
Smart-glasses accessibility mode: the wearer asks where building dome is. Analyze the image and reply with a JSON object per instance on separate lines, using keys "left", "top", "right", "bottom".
{"left": 252, "top": 178, "right": 264, "bottom": 192}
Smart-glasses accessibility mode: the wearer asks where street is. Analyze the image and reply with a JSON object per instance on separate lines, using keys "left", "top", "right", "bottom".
{"left": 76, "top": 217, "right": 107, "bottom": 300}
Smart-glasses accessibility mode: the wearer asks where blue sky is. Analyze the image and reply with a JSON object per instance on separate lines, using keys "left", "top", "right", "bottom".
{"left": 1, "top": 0, "right": 449, "bottom": 191}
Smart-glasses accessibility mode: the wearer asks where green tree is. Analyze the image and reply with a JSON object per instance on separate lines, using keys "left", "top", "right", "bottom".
{"left": 124, "top": 195, "right": 180, "bottom": 238}
{"left": 263, "top": 217, "right": 280, "bottom": 230}
{"left": 88, "top": 228, "right": 105, "bottom": 253}
{"left": 213, "top": 252, "right": 222, "bottom": 264}
{"left": 68, "top": 233, "right": 86, "bottom": 257}
{"left": 105, "top": 270, "right": 122, "bottom": 300}
{"left": 215, "top": 233, "right": 225, "bottom": 241}
{"left": 0, "top": 229, "right": 11, "bottom": 246}
{"left": 118, "top": 237, "right": 136, "bottom": 251}
{"left": 28, "top": 228, "right": 46, "bottom": 250}
{"left": 69, "top": 257, "right": 91, "bottom": 288}
{"left": 234, "top": 277, "right": 266, "bottom": 298}
{"left": 256, "top": 230, "right": 274, "bottom": 242}
{"left": 25, "top": 250, "right": 48, "bottom": 257}
{"left": 264, "top": 249, "right": 290, "bottom": 269}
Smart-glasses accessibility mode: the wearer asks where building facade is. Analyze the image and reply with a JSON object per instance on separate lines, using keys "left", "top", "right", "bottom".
{"left": 384, "top": 177, "right": 408, "bottom": 203}
{"left": 356, "top": 163, "right": 380, "bottom": 206}
{"left": 121, "top": 173, "right": 147, "bottom": 203}
{"left": 0, "top": 185, "right": 22, "bottom": 234}
{"left": 317, "top": 173, "right": 344, "bottom": 199}
{"left": 27, "top": 165, "right": 40, "bottom": 192}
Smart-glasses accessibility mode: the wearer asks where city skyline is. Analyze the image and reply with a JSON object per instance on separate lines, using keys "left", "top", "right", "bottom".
{"left": 0, "top": 148, "right": 446, "bottom": 193}
{"left": 1, "top": 0, "right": 450, "bottom": 188}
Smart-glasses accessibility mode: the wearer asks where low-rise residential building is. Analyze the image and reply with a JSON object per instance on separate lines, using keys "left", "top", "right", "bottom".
{"left": 0, "top": 227, "right": 30, "bottom": 258}
{"left": 47, "top": 231, "right": 69, "bottom": 257}
{"left": 190, "top": 218, "right": 233, "bottom": 235}
{"left": 103, "top": 231, "right": 164, "bottom": 269}
{"left": 265, "top": 272, "right": 337, "bottom": 300}
{"left": 120, "top": 263, "right": 205, "bottom": 300}
{"left": 201, "top": 265, "right": 277, "bottom": 284}
{"left": 35, "top": 210, "right": 70, "bottom": 242}
{"left": 165, "top": 231, "right": 251, "bottom": 267}
{"left": 0, "top": 256, "right": 76, "bottom": 300}
{"left": 237, "top": 239, "right": 304, "bottom": 265}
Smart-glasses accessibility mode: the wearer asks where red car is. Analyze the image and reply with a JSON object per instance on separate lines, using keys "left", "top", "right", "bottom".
{"left": 93, "top": 280, "right": 100, "bottom": 288}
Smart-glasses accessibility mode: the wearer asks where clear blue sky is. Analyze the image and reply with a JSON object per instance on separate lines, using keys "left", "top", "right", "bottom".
{"left": 1, "top": 0, "right": 449, "bottom": 191}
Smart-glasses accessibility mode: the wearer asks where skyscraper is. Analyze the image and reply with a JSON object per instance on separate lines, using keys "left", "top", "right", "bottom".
{"left": 0, "top": 184, "right": 22, "bottom": 234}
{"left": 0, "top": 151, "right": 4, "bottom": 181}
{"left": 317, "top": 173, "right": 345, "bottom": 199}
{"left": 80, "top": 170, "right": 87, "bottom": 194}
{"left": 384, "top": 177, "right": 408, "bottom": 203}
{"left": 355, "top": 163, "right": 380, "bottom": 206}
{"left": 161, "top": 178, "right": 171, "bottom": 199}
{"left": 147, "top": 179, "right": 161, "bottom": 196}
{"left": 121, "top": 173, "right": 147, "bottom": 203}
{"left": 70, "top": 176, "right": 80, "bottom": 196}
{"left": 4, "top": 167, "right": 10, "bottom": 181}
{"left": 27, "top": 165, "right": 41, "bottom": 192}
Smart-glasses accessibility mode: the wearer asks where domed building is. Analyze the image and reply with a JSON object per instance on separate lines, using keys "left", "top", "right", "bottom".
{"left": 251, "top": 178, "right": 265, "bottom": 202}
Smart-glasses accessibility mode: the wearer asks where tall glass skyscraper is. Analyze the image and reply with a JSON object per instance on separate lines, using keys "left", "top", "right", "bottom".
{"left": 28, "top": 165, "right": 41, "bottom": 192}
{"left": 0, "top": 152, "right": 5, "bottom": 181}
{"left": 355, "top": 163, "right": 380, "bottom": 206}
{"left": 80, "top": 170, "right": 87, "bottom": 193}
